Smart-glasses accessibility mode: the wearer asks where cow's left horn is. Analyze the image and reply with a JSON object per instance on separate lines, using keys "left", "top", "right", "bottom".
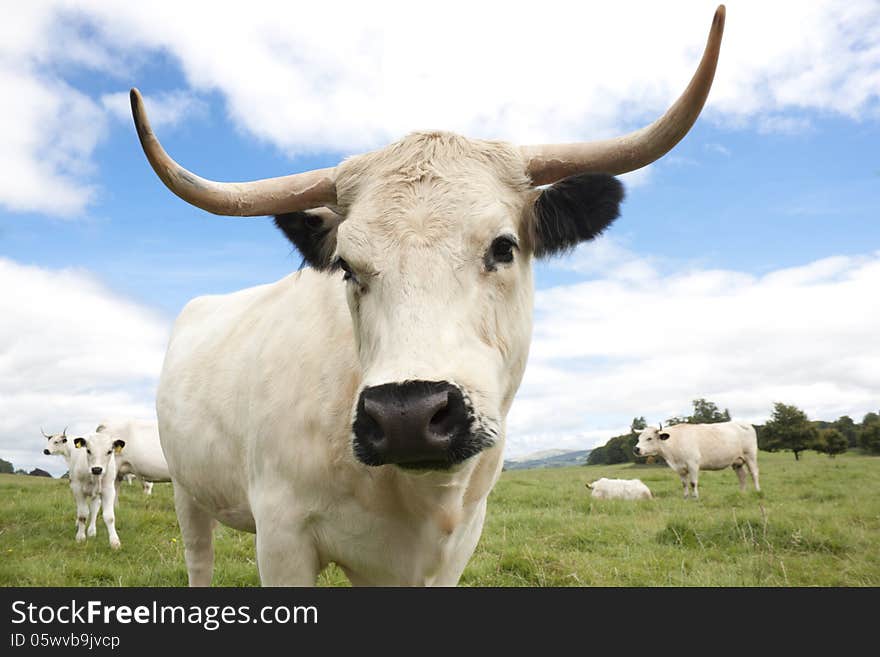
{"left": 521, "top": 5, "right": 725, "bottom": 186}
{"left": 130, "top": 89, "right": 337, "bottom": 216}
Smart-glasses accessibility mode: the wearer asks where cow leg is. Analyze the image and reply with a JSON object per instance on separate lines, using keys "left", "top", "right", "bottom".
{"left": 173, "top": 484, "right": 216, "bottom": 587}
{"left": 254, "top": 515, "right": 319, "bottom": 586}
{"left": 87, "top": 495, "right": 101, "bottom": 537}
{"left": 688, "top": 468, "right": 700, "bottom": 500}
{"left": 114, "top": 477, "right": 121, "bottom": 508}
{"left": 678, "top": 470, "right": 690, "bottom": 499}
{"left": 102, "top": 483, "right": 121, "bottom": 549}
{"left": 733, "top": 463, "right": 747, "bottom": 492}
{"left": 142, "top": 481, "right": 154, "bottom": 495}
{"left": 744, "top": 455, "right": 760, "bottom": 491}
{"left": 75, "top": 496, "right": 89, "bottom": 543}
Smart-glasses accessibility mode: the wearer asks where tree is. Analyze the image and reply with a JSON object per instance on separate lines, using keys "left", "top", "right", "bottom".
{"left": 0, "top": 458, "right": 13, "bottom": 474}
{"left": 760, "top": 402, "right": 818, "bottom": 461}
{"left": 630, "top": 417, "right": 647, "bottom": 432}
{"left": 859, "top": 422, "right": 880, "bottom": 455}
{"left": 814, "top": 429, "right": 848, "bottom": 458}
{"left": 689, "top": 398, "right": 731, "bottom": 424}
{"left": 833, "top": 415, "right": 858, "bottom": 448}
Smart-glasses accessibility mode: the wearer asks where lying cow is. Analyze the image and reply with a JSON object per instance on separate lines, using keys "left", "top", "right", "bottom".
{"left": 42, "top": 429, "right": 125, "bottom": 548}
{"left": 633, "top": 421, "right": 760, "bottom": 499}
{"left": 95, "top": 420, "right": 171, "bottom": 500}
{"left": 586, "top": 477, "right": 653, "bottom": 500}
{"left": 130, "top": 8, "right": 726, "bottom": 585}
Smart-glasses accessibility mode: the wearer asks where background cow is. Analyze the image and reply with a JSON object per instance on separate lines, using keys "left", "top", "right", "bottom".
{"left": 633, "top": 421, "right": 760, "bottom": 499}
{"left": 132, "top": 8, "right": 725, "bottom": 585}
{"left": 123, "top": 473, "right": 154, "bottom": 495}
{"left": 587, "top": 477, "right": 653, "bottom": 500}
{"left": 95, "top": 420, "right": 171, "bottom": 502}
{"left": 43, "top": 429, "right": 124, "bottom": 548}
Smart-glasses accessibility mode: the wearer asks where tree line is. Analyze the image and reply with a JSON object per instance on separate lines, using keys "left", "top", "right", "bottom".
{"left": 586, "top": 399, "right": 880, "bottom": 466}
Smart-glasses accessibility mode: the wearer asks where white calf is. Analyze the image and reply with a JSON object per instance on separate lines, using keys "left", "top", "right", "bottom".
{"left": 44, "top": 430, "right": 124, "bottom": 548}
{"left": 586, "top": 477, "right": 653, "bottom": 500}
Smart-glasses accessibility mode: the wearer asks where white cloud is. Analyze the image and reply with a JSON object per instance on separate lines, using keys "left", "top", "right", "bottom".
{"left": 0, "top": 258, "right": 169, "bottom": 475}
{"left": 0, "top": 67, "right": 105, "bottom": 216}
{"left": 2, "top": 0, "right": 879, "bottom": 216}
{"left": 505, "top": 242, "right": 880, "bottom": 457}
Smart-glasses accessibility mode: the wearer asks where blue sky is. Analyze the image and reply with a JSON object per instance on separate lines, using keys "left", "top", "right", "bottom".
{"left": 2, "top": 0, "right": 879, "bottom": 474}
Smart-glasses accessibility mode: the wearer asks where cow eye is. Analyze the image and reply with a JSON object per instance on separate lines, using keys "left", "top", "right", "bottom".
{"left": 490, "top": 236, "right": 517, "bottom": 265}
{"left": 86, "top": 449, "right": 91, "bottom": 454}
{"left": 61, "top": 437, "right": 67, "bottom": 443}
{"left": 333, "top": 257, "right": 356, "bottom": 283}
{"left": 107, "top": 450, "right": 112, "bottom": 455}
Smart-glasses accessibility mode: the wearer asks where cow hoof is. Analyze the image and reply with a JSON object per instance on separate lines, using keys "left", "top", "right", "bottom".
{"left": 87, "top": 529, "right": 96, "bottom": 537}
{"left": 76, "top": 535, "right": 86, "bottom": 543}
{"left": 110, "top": 539, "right": 121, "bottom": 550}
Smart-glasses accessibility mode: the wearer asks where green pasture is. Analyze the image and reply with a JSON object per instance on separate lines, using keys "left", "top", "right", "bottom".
{"left": 1, "top": 451, "right": 877, "bottom": 586}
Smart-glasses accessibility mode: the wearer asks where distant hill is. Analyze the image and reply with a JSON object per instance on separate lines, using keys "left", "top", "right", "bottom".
{"left": 503, "top": 449, "right": 591, "bottom": 471}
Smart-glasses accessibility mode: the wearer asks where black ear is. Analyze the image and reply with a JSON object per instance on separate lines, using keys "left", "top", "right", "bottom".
{"left": 73, "top": 437, "right": 86, "bottom": 448}
{"left": 530, "top": 173, "right": 624, "bottom": 258}
{"left": 659, "top": 432, "right": 670, "bottom": 440}
{"left": 274, "top": 208, "right": 342, "bottom": 271}
{"left": 113, "top": 440, "right": 126, "bottom": 453}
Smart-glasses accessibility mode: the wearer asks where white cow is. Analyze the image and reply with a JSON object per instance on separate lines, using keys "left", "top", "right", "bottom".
{"left": 633, "top": 421, "right": 760, "bottom": 499}
{"left": 131, "top": 9, "right": 725, "bottom": 585}
{"left": 42, "top": 429, "right": 124, "bottom": 548}
{"left": 95, "top": 420, "right": 171, "bottom": 500}
{"left": 123, "top": 473, "right": 155, "bottom": 495}
{"left": 586, "top": 477, "right": 653, "bottom": 500}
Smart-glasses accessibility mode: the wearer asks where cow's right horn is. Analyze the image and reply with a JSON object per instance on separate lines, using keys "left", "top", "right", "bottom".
{"left": 41, "top": 427, "right": 50, "bottom": 438}
{"left": 130, "top": 89, "right": 337, "bottom": 216}
{"left": 521, "top": 5, "right": 725, "bottom": 186}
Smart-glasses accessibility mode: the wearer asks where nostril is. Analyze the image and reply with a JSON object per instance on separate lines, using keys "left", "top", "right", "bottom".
{"left": 429, "top": 405, "right": 450, "bottom": 430}
{"left": 91, "top": 467, "right": 102, "bottom": 475}
{"left": 43, "top": 449, "right": 50, "bottom": 455}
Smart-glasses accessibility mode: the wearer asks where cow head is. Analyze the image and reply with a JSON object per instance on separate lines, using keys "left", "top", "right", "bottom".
{"left": 130, "top": 8, "right": 724, "bottom": 472}
{"left": 42, "top": 427, "right": 69, "bottom": 456}
{"left": 633, "top": 426, "right": 671, "bottom": 457}
{"left": 73, "top": 433, "right": 125, "bottom": 477}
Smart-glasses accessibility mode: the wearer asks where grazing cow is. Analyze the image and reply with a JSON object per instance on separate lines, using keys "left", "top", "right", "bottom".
{"left": 95, "top": 420, "right": 171, "bottom": 501}
{"left": 131, "top": 8, "right": 725, "bottom": 585}
{"left": 42, "top": 429, "right": 125, "bottom": 548}
{"left": 586, "top": 477, "right": 653, "bottom": 500}
{"left": 633, "top": 421, "right": 760, "bottom": 499}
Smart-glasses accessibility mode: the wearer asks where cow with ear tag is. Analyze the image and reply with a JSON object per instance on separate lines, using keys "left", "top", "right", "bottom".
{"left": 69, "top": 432, "right": 126, "bottom": 549}
{"left": 132, "top": 8, "right": 726, "bottom": 585}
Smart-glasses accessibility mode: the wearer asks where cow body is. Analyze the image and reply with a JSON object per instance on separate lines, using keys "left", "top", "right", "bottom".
{"left": 634, "top": 421, "right": 760, "bottom": 499}
{"left": 137, "top": 8, "right": 725, "bottom": 586}
{"left": 587, "top": 477, "right": 653, "bottom": 500}
{"left": 97, "top": 420, "right": 171, "bottom": 484}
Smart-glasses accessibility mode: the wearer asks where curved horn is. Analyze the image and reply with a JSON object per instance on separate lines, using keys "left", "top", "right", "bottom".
{"left": 62, "top": 426, "right": 68, "bottom": 437}
{"left": 41, "top": 427, "right": 50, "bottom": 439}
{"left": 130, "top": 89, "right": 337, "bottom": 216}
{"left": 521, "top": 5, "right": 725, "bottom": 186}
{"left": 658, "top": 422, "right": 663, "bottom": 430}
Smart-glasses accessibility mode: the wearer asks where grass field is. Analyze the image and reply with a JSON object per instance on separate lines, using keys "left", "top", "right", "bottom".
{"left": 1, "top": 451, "right": 878, "bottom": 586}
